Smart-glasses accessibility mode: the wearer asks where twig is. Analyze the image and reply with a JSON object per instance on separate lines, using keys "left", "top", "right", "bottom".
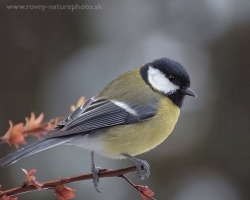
{"left": 23, "top": 116, "right": 64, "bottom": 134}
{"left": 0, "top": 166, "right": 138, "bottom": 198}
{"left": 119, "top": 175, "right": 156, "bottom": 200}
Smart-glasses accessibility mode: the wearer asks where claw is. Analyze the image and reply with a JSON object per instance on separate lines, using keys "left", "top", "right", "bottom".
{"left": 137, "top": 159, "right": 150, "bottom": 180}
{"left": 121, "top": 153, "right": 150, "bottom": 180}
{"left": 91, "top": 165, "right": 101, "bottom": 193}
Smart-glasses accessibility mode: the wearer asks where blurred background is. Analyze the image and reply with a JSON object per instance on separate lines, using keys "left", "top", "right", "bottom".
{"left": 0, "top": 0, "right": 250, "bottom": 199}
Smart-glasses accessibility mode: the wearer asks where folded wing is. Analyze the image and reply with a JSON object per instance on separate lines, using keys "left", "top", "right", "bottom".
{"left": 43, "top": 97, "right": 158, "bottom": 139}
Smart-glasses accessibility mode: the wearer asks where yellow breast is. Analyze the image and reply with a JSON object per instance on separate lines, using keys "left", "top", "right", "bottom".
{"left": 96, "top": 98, "right": 180, "bottom": 158}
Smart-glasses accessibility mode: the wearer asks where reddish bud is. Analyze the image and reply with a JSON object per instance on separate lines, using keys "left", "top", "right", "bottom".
{"left": 1, "top": 121, "right": 25, "bottom": 148}
{"left": 24, "top": 112, "right": 45, "bottom": 138}
{"left": 22, "top": 168, "right": 43, "bottom": 190}
{"left": 138, "top": 185, "right": 154, "bottom": 200}
{"left": 52, "top": 185, "right": 76, "bottom": 200}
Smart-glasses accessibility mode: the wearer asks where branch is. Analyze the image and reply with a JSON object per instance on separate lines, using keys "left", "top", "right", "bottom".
{"left": 0, "top": 115, "right": 64, "bottom": 148}
{"left": 0, "top": 96, "right": 156, "bottom": 199}
{"left": 120, "top": 175, "right": 156, "bottom": 200}
{"left": 0, "top": 166, "right": 138, "bottom": 198}
{"left": 22, "top": 116, "right": 64, "bottom": 135}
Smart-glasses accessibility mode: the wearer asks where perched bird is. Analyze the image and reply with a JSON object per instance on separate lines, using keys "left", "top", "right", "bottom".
{"left": 0, "top": 57, "right": 196, "bottom": 192}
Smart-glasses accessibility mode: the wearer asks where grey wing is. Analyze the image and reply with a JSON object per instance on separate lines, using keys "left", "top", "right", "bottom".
{"left": 43, "top": 97, "right": 158, "bottom": 140}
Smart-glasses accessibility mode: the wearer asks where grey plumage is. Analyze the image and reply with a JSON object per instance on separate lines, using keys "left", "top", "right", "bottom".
{"left": 0, "top": 98, "right": 157, "bottom": 167}
{"left": 43, "top": 98, "right": 157, "bottom": 139}
{"left": 0, "top": 137, "right": 70, "bottom": 167}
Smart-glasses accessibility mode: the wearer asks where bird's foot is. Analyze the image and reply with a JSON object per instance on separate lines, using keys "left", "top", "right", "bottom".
{"left": 121, "top": 153, "right": 150, "bottom": 180}
{"left": 91, "top": 164, "right": 102, "bottom": 193}
{"left": 91, "top": 151, "right": 103, "bottom": 193}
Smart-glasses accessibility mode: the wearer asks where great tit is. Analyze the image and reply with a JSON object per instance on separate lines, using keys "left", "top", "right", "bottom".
{"left": 0, "top": 57, "right": 196, "bottom": 192}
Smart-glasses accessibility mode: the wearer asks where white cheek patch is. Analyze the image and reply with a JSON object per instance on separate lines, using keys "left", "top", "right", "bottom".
{"left": 147, "top": 66, "right": 179, "bottom": 95}
{"left": 111, "top": 101, "right": 138, "bottom": 116}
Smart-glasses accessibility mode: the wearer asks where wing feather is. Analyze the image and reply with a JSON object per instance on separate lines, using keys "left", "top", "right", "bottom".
{"left": 43, "top": 97, "right": 157, "bottom": 140}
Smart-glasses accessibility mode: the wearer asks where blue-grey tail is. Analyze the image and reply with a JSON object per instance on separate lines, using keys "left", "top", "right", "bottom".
{"left": 0, "top": 138, "right": 69, "bottom": 167}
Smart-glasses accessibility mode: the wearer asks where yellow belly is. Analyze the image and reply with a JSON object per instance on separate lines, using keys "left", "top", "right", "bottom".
{"left": 96, "top": 98, "right": 180, "bottom": 158}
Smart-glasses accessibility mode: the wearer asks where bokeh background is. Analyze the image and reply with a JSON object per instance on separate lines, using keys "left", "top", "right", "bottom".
{"left": 0, "top": 0, "right": 250, "bottom": 199}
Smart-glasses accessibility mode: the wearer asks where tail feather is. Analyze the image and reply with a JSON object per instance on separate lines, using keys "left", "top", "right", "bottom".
{"left": 0, "top": 138, "right": 69, "bottom": 167}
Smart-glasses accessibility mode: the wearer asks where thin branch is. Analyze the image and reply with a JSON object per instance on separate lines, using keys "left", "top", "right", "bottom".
{"left": 119, "top": 175, "right": 156, "bottom": 200}
{"left": 22, "top": 116, "right": 64, "bottom": 134}
{"left": 0, "top": 116, "right": 64, "bottom": 144}
{"left": 0, "top": 166, "right": 138, "bottom": 198}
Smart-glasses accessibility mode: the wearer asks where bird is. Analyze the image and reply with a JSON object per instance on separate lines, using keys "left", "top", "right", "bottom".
{"left": 0, "top": 57, "right": 196, "bottom": 192}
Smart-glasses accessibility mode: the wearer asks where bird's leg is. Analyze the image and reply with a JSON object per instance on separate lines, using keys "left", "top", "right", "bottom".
{"left": 91, "top": 151, "right": 102, "bottom": 193}
{"left": 121, "top": 153, "right": 150, "bottom": 180}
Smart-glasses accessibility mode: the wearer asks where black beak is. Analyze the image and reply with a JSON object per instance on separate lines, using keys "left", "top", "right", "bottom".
{"left": 183, "top": 88, "right": 197, "bottom": 97}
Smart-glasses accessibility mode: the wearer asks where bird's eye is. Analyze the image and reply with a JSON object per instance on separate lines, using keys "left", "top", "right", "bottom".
{"left": 168, "top": 75, "right": 174, "bottom": 82}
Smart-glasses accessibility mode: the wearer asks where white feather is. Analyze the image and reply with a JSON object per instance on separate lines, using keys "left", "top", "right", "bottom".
{"left": 147, "top": 66, "right": 179, "bottom": 94}
{"left": 111, "top": 101, "right": 138, "bottom": 116}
